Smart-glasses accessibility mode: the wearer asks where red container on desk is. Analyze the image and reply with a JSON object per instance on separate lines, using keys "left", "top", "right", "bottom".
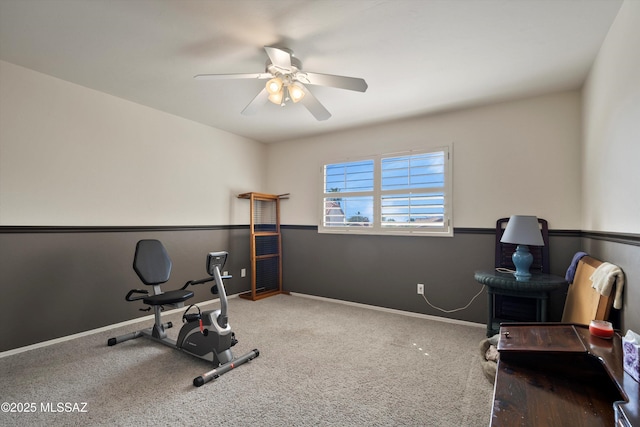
{"left": 589, "top": 320, "right": 614, "bottom": 339}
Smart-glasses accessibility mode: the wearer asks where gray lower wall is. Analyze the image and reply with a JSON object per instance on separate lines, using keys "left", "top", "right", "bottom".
{"left": 0, "top": 227, "right": 251, "bottom": 352}
{"left": 281, "top": 227, "right": 581, "bottom": 327}
{"left": 3, "top": 226, "right": 638, "bottom": 353}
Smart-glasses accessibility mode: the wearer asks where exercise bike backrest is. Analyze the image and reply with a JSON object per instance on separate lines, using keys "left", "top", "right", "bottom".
{"left": 127, "top": 240, "right": 195, "bottom": 307}
{"left": 133, "top": 239, "right": 172, "bottom": 285}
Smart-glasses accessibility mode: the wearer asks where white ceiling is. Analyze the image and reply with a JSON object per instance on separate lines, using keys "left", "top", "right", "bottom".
{"left": 0, "top": 0, "right": 623, "bottom": 143}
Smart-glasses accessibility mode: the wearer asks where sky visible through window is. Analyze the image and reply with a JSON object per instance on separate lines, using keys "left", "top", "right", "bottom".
{"left": 324, "top": 152, "right": 445, "bottom": 225}
{"left": 325, "top": 160, "right": 373, "bottom": 222}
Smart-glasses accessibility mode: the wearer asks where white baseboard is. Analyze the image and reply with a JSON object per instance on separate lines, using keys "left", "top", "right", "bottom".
{"left": 289, "top": 292, "right": 486, "bottom": 329}
{"left": 0, "top": 295, "right": 233, "bottom": 359}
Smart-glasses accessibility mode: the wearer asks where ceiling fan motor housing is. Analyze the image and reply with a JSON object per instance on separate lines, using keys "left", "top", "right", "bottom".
{"left": 265, "top": 56, "right": 302, "bottom": 78}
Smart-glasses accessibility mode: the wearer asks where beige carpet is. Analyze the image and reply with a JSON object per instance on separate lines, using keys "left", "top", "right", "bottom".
{"left": 0, "top": 294, "right": 493, "bottom": 426}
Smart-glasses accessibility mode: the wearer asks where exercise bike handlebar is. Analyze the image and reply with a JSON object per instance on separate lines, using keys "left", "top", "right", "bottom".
{"left": 181, "top": 274, "right": 232, "bottom": 290}
{"left": 181, "top": 276, "right": 215, "bottom": 289}
{"left": 180, "top": 268, "right": 229, "bottom": 329}
{"left": 125, "top": 289, "right": 148, "bottom": 301}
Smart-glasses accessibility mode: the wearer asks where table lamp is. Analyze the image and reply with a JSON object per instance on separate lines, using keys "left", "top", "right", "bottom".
{"left": 500, "top": 215, "right": 544, "bottom": 279}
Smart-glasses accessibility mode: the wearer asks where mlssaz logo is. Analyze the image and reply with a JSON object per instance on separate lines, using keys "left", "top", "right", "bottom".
{"left": 41, "top": 402, "right": 88, "bottom": 413}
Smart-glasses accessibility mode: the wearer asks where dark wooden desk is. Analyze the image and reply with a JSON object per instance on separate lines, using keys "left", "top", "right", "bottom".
{"left": 491, "top": 323, "right": 639, "bottom": 427}
{"left": 474, "top": 271, "right": 567, "bottom": 337}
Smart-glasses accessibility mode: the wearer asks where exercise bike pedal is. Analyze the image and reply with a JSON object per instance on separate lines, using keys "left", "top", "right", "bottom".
{"left": 231, "top": 332, "right": 238, "bottom": 347}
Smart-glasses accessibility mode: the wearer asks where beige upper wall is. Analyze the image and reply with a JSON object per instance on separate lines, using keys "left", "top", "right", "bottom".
{"left": 582, "top": 0, "right": 640, "bottom": 234}
{"left": 267, "top": 91, "right": 582, "bottom": 229}
{"left": 10, "top": 0, "right": 636, "bottom": 233}
{"left": 0, "top": 60, "right": 267, "bottom": 226}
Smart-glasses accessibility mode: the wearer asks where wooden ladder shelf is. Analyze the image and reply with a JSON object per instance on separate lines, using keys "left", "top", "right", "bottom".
{"left": 237, "top": 192, "right": 289, "bottom": 301}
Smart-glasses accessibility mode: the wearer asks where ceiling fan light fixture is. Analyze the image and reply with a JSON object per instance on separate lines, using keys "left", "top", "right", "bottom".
{"left": 266, "top": 77, "right": 283, "bottom": 95}
{"left": 288, "top": 82, "right": 305, "bottom": 103}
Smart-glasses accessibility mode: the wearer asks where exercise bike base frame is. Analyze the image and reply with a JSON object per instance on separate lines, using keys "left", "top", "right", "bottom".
{"left": 194, "top": 349, "right": 260, "bottom": 387}
{"left": 108, "top": 306, "right": 234, "bottom": 365}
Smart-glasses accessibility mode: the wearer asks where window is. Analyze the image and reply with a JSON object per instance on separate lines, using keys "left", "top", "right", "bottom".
{"left": 320, "top": 146, "right": 452, "bottom": 236}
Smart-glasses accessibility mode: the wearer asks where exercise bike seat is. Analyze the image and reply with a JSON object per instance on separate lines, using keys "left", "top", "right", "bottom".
{"left": 132, "top": 239, "right": 194, "bottom": 306}
{"left": 141, "top": 289, "right": 194, "bottom": 306}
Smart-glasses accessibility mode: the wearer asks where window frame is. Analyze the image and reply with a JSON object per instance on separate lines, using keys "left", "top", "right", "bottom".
{"left": 319, "top": 145, "right": 453, "bottom": 237}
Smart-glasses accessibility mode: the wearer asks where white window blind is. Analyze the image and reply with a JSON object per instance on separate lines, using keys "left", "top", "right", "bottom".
{"left": 320, "top": 146, "right": 452, "bottom": 236}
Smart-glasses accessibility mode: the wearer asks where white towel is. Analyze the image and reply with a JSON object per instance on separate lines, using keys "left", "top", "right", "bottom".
{"left": 590, "top": 262, "right": 625, "bottom": 309}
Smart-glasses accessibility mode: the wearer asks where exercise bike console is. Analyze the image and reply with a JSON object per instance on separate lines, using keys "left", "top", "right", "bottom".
{"left": 107, "top": 240, "right": 259, "bottom": 386}
{"left": 207, "top": 251, "right": 227, "bottom": 275}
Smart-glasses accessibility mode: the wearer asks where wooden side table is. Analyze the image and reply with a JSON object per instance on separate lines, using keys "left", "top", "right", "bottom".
{"left": 491, "top": 323, "right": 639, "bottom": 426}
{"left": 474, "top": 270, "right": 567, "bottom": 337}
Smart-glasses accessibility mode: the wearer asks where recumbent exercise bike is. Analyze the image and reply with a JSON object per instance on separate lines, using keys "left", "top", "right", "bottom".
{"left": 107, "top": 239, "right": 259, "bottom": 386}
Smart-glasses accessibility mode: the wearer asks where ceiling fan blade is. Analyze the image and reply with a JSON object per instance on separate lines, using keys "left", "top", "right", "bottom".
{"left": 297, "top": 71, "right": 368, "bottom": 92}
{"left": 300, "top": 85, "right": 331, "bottom": 121}
{"left": 241, "top": 88, "right": 269, "bottom": 116}
{"left": 194, "top": 73, "right": 271, "bottom": 80}
{"left": 264, "top": 46, "right": 292, "bottom": 70}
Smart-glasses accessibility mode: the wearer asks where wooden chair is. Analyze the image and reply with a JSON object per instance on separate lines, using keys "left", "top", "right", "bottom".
{"left": 561, "top": 256, "right": 615, "bottom": 324}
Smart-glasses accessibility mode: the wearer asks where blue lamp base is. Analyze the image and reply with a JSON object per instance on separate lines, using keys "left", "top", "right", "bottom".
{"left": 512, "top": 245, "right": 533, "bottom": 280}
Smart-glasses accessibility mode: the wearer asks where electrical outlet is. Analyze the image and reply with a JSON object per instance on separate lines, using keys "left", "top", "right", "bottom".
{"left": 417, "top": 283, "right": 424, "bottom": 295}
{"left": 241, "top": 268, "right": 246, "bottom": 277}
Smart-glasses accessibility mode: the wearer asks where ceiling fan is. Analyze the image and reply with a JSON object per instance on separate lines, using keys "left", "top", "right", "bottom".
{"left": 194, "top": 46, "right": 368, "bottom": 121}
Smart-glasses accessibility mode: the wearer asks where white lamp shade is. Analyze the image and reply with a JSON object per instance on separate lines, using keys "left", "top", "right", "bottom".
{"left": 288, "top": 82, "right": 305, "bottom": 103}
{"left": 500, "top": 215, "right": 544, "bottom": 246}
{"left": 268, "top": 90, "right": 283, "bottom": 105}
{"left": 266, "top": 77, "right": 283, "bottom": 95}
